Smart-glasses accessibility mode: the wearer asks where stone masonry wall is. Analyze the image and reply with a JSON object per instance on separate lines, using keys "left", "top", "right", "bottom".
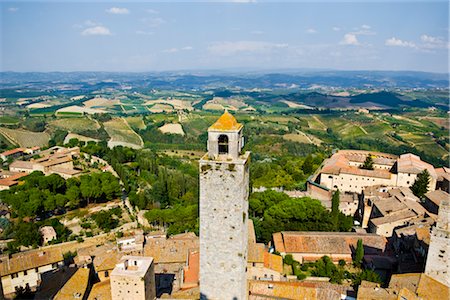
{"left": 199, "top": 153, "right": 250, "bottom": 300}
{"left": 425, "top": 199, "right": 450, "bottom": 287}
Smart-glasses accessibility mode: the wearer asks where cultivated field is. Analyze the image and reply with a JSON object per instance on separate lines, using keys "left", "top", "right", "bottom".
{"left": 124, "top": 116, "right": 146, "bottom": 130}
{"left": 0, "top": 127, "right": 50, "bottom": 147}
{"left": 64, "top": 133, "right": 100, "bottom": 144}
{"left": 145, "top": 99, "right": 194, "bottom": 111}
{"left": 49, "top": 117, "right": 100, "bottom": 133}
{"left": 83, "top": 97, "right": 120, "bottom": 108}
{"left": 148, "top": 103, "right": 174, "bottom": 113}
{"left": 56, "top": 105, "right": 106, "bottom": 115}
{"left": 103, "top": 118, "right": 143, "bottom": 149}
{"left": 158, "top": 123, "right": 185, "bottom": 135}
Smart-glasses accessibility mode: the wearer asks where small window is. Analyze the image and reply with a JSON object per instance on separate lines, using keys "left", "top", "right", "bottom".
{"left": 105, "top": 271, "right": 109, "bottom": 277}
{"left": 35, "top": 268, "right": 39, "bottom": 273}
{"left": 218, "top": 135, "right": 229, "bottom": 154}
{"left": 11, "top": 273, "right": 18, "bottom": 279}
{"left": 23, "top": 270, "right": 27, "bottom": 276}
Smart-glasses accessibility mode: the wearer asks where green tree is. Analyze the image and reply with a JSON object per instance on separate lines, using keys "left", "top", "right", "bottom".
{"left": 352, "top": 269, "right": 382, "bottom": 287}
{"left": 331, "top": 190, "right": 340, "bottom": 230}
{"left": 301, "top": 155, "right": 314, "bottom": 174}
{"left": 411, "top": 169, "right": 431, "bottom": 198}
{"left": 354, "top": 239, "right": 364, "bottom": 267}
{"left": 361, "top": 154, "right": 374, "bottom": 170}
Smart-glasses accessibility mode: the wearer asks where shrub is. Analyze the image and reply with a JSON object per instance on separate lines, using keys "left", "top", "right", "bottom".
{"left": 284, "top": 254, "right": 294, "bottom": 265}
{"left": 338, "top": 259, "right": 346, "bottom": 267}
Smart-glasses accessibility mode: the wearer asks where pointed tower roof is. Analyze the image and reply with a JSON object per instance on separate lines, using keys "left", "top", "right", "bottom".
{"left": 209, "top": 110, "right": 243, "bottom": 131}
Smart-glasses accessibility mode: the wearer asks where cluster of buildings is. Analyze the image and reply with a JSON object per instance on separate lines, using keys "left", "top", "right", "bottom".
{"left": 0, "top": 112, "right": 448, "bottom": 299}
{"left": 8, "top": 146, "right": 82, "bottom": 180}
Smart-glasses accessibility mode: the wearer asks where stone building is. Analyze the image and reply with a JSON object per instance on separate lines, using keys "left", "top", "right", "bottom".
{"left": 0, "top": 248, "right": 64, "bottom": 296}
{"left": 313, "top": 150, "right": 437, "bottom": 194}
{"left": 425, "top": 198, "right": 450, "bottom": 287}
{"left": 199, "top": 111, "right": 250, "bottom": 300}
{"left": 272, "top": 231, "right": 387, "bottom": 264}
{"left": 110, "top": 256, "right": 156, "bottom": 300}
{"left": 40, "top": 226, "right": 57, "bottom": 245}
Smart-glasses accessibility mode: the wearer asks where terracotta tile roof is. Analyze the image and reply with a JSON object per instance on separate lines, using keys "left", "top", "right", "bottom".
{"left": 0, "top": 248, "right": 63, "bottom": 276}
{"left": 183, "top": 249, "right": 199, "bottom": 287}
{"left": 320, "top": 151, "right": 393, "bottom": 179}
{"left": 417, "top": 273, "right": 450, "bottom": 299}
{"left": 144, "top": 235, "right": 199, "bottom": 263}
{"left": 397, "top": 153, "right": 437, "bottom": 178}
{"left": 274, "top": 231, "right": 387, "bottom": 255}
{"left": 1, "top": 148, "right": 24, "bottom": 157}
{"left": 93, "top": 250, "right": 122, "bottom": 272}
{"left": 0, "top": 179, "right": 18, "bottom": 187}
{"left": 388, "top": 273, "right": 421, "bottom": 292}
{"left": 357, "top": 281, "right": 397, "bottom": 300}
{"left": 415, "top": 227, "right": 431, "bottom": 245}
{"left": 88, "top": 279, "right": 112, "bottom": 300}
{"left": 272, "top": 232, "right": 285, "bottom": 253}
{"left": 9, "top": 160, "right": 34, "bottom": 170}
{"left": 208, "top": 111, "right": 243, "bottom": 131}
{"left": 425, "top": 189, "right": 450, "bottom": 206}
{"left": 39, "top": 156, "right": 72, "bottom": 167}
{"left": 436, "top": 167, "right": 450, "bottom": 181}
{"left": 248, "top": 242, "right": 265, "bottom": 263}
{"left": 54, "top": 267, "right": 90, "bottom": 300}
{"left": 6, "top": 172, "right": 28, "bottom": 181}
{"left": 248, "top": 280, "right": 342, "bottom": 300}
{"left": 263, "top": 252, "right": 283, "bottom": 273}
{"left": 370, "top": 209, "right": 418, "bottom": 226}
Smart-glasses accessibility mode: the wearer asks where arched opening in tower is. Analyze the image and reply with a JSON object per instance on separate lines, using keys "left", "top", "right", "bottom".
{"left": 218, "top": 134, "right": 229, "bottom": 154}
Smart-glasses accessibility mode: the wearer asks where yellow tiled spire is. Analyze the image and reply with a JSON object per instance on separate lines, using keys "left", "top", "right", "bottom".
{"left": 209, "top": 110, "right": 243, "bottom": 131}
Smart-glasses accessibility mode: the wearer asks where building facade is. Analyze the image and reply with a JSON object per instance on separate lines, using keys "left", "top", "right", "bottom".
{"left": 199, "top": 111, "right": 250, "bottom": 300}
{"left": 316, "top": 151, "right": 437, "bottom": 194}
{"left": 425, "top": 198, "right": 450, "bottom": 287}
{"left": 110, "top": 256, "right": 156, "bottom": 300}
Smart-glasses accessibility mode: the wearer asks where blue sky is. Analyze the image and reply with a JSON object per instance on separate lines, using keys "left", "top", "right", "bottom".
{"left": 1, "top": 1, "right": 448, "bottom": 73}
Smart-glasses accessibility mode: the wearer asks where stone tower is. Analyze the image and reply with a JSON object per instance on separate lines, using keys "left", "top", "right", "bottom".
{"left": 199, "top": 111, "right": 250, "bottom": 300}
{"left": 425, "top": 198, "right": 450, "bottom": 287}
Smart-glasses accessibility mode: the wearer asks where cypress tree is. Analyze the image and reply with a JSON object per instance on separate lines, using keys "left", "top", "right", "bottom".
{"left": 331, "top": 190, "right": 340, "bottom": 230}
{"left": 411, "top": 169, "right": 431, "bottom": 198}
{"left": 354, "top": 239, "right": 364, "bottom": 267}
{"left": 361, "top": 154, "right": 374, "bottom": 170}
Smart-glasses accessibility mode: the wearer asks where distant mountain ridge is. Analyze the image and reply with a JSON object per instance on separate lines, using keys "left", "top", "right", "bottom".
{"left": 0, "top": 70, "right": 448, "bottom": 89}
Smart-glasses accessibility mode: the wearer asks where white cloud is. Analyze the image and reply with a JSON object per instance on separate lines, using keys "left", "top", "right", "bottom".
{"left": 146, "top": 9, "right": 159, "bottom": 14}
{"left": 420, "top": 34, "right": 448, "bottom": 49}
{"left": 306, "top": 28, "right": 317, "bottom": 34}
{"left": 163, "top": 48, "right": 178, "bottom": 53}
{"left": 82, "top": 26, "right": 112, "bottom": 36}
{"left": 163, "top": 46, "right": 194, "bottom": 53}
{"left": 8, "top": 7, "right": 19, "bottom": 12}
{"left": 332, "top": 27, "right": 341, "bottom": 32}
{"left": 385, "top": 37, "right": 416, "bottom": 48}
{"left": 142, "top": 17, "right": 166, "bottom": 28}
{"left": 106, "top": 7, "right": 129, "bottom": 15}
{"left": 361, "top": 24, "right": 371, "bottom": 30}
{"left": 340, "top": 33, "right": 359, "bottom": 46}
{"left": 207, "top": 41, "right": 288, "bottom": 56}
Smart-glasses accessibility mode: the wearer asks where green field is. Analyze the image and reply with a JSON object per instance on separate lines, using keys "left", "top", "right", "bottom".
{"left": 0, "top": 116, "right": 20, "bottom": 124}
{"left": 124, "top": 116, "right": 146, "bottom": 130}
{"left": 104, "top": 118, "right": 143, "bottom": 148}
{"left": 0, "top": 127, "right": 50, "bottom": 148}
{"left": 49, "top": 117, "right": 100, "bottom": 133}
